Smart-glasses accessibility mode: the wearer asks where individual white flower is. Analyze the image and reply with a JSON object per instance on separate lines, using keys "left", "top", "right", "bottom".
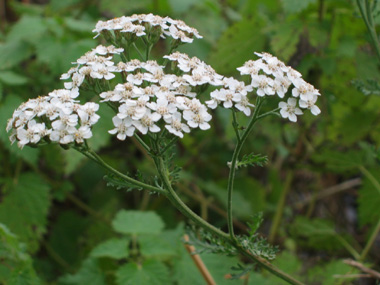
{"left": 61, "top": 67, "right": 78, "bottom": 80}
{"left": 70, "top": 126, "right": 93, "bottom": 143}
{"left": 251, "top": 75, "right": 275, "bottom": 96}
{"left": 183, "top": 70, "right": 210, "bottom": 86}
{"left": 183, "top": 106, "right": 212, "bottom": 130}
{"left": 223, "top": 77, "right": 253, "bottom": 95}
{"left": 165, "top": 112, "right": 190, "bottom": 138}
{"left": 94, "top": 45, "right": 124, "bottom": 55}
{"left": 77, "top": 102, "right": 100, "bottom": 126}
{"left": 235, "top": 95, "right": 254, "bottom": 116}
{"left": 279, "top": 98, "right": 303, "bottom": 122}
{"left": 133, "top": 110, "right": 161, "bottom": 134}
{"left": 299, "top": 95, "right": 321, "bottom": 115}
{"left": 64, "top": 72, "right": 85, "bottom": 91}
{"left": 118, "top": 102, "right": 146, "bottom": 121}
{"left": 90, "top": 64, "right": 116, "bottom": 80}
{"left": 108, "top": 116, "right": 135, "bottom": 140}
{"left": 126, "top": 72, "right": 146, "bottom": 85}
{"left": 147, "top": 98, "right": 177, "bottom": 121}
{"left": 51, "top": 111, "right": 78, "bottom": 130}
{"left": 237, "top": 60, "right": 260, "bottom": 76}
{"left": 166, "top": 24, "right": 193, "bottom": 43}
{"left": 212, "top": 89, "right": 241, "bottom": 108}
{"left": 16, "top": 120, "right": 46, "bottom": 148}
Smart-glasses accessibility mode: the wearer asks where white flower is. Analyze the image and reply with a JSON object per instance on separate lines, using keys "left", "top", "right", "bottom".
{"left": 118, "top": 102, "right": 146, "bottom": 121}
{"left": 165, "top": 112, "right": 190, "bottom": 138}
{"left": 133, "top": 110, "right": 161, "bottom": 134}
{"left": 235, "top": 95, "right": 254, "bottom": 116}
{"left": 183, "top": 106, "right": 212, "bottom": 130}
{"left": 77, "top": 102, "right": 100, "bottom": 126}
{"left": 279, "top": 98, "right": 303, "bottom": 122}
{"left": 212, "top": 89, "right": 241, "bottom": 108}
{"left": 237, "top": 60, "right": 260, "bottom": 76}
{"left": 299, "top": 95, "right": 321, "bottom": 115}
{"left": 147, "top": 98, "right": 177, "bottom": 121}
{"left": 251, "top": 75, "right": 275, "bottom": 96}
{"left": 70, "top": 126, "right": 93, "bottom": 143}
{"left": 109, "top": 116, "right": 135, "bottom": 140}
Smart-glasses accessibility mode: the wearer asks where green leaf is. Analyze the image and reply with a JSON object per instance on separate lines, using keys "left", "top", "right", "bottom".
{"left": 64, "top": 18, "right": 96, "bottom": 33}
{"left": 352, "top": 79, "right": 380, "bottom": 96}
{"left": 358, "top": 167, "right": 380, "bottom": 226}
{"left": 268, "top": 20, "right": 303, "bottom": 62}
{"left": 0, "top": 224, "right": 41, "bottom": 284}
{"left": 308, "top": 260, "right": 358, "bottom": 285}
{"left": 59, "top": 258, "right": 106, "bottom": 285}
{"left": 90, "top": 238, "right": 129, "bottom": 260}
{"left": 289, "top": 217, "right": 350, "bottom": 252}
{"left": 268, "top": 251, "right": 303, "bottom": 284}
{"left": 0, "top": 41, "right": 33, "bottom": 70}
{"left": 281, "top": 0, "right": 317, "bottom": 14}
{"left": 168, "top": 0, "right": 205, "bottom": 13}
{"left": 116, "top": 260, "right": 171, "bottom": 285}
{"left": 0, "top": 173, "right": 51, "bottom": 252}
{"left": 237, "top": 153, "right": 268, "bottom": 168}
{"left": 0, "top": 71, "right": 28, "bottom": 85}
{"left": 112, "top": 210, "right": 165, "bottom": 235}
{"left": 6, "top": 15, "right": 48, "bottom": 43}
{"left": 209, "top": 17, "right": 265, "bottom": 75}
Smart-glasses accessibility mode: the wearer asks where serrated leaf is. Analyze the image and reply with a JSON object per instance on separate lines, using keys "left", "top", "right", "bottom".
{"left": 112, "top": 210, "right": 164, "bottom": 235}
{"left": 90, "top": 238, "right": 129, "bottom": 260}
{"left": 139, "top": 234, "right": 178, "bottom": 259}
{"left": 352, "top": 79, "right": 380, "bottom": 96}
{"left": 0, "top": 173, "right": 50, "bottom": 252}
{"left": 59, "top": 258, "right": 106, "bottom": 285}
{"left": 209, "top": 17, "right": 265, "bottom": 75}
{"left": 0, "top": 71, "right": 28, "bottom": 85}
{"left": 358, "top": 167, "right": 380, "bottom": 226}
{"left": 238, "top": 153, "right": 268, "bottom": 168}
{"left": 281, "top": 0, "right": 316, "bottom": 14}
{"left": 115, "top": 260, "right": 170, "bottom": 285}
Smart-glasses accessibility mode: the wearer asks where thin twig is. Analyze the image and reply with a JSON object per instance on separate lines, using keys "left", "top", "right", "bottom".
{"left": 293, "top": 178, "right": 362, "bottom": 208}
{"left": 344, "top": 259, "right": 380, "bottom": 279}
{"left": 183, "top": 234, "right": 216, "bottom": 285}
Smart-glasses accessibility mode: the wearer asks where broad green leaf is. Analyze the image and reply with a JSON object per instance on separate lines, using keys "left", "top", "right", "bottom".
{"left": 358, "top": 167, "right": 380, "bottom": 226}
{"left": 139, "top": 234, "right": 178, "bottom": 259}
{"left": 0, "top": 173, "right": 51, "bottom": 252}
{"left": 174, "top": 245, "right": 241, "bottom": 285}
{"left": 90, "top": 238, "right": 129, "bottom": 259}
{"left": 0, "top": 41, "right": 33, "bottom": 70}
{"left": 289, "top": 217, "right": 349, "bottom": 252}
{"left": 59, "top": 258, "right": 105, "bottom": 285}
{"left": 209, "top": 17, "right": 265, "bottom": 75}
{"left": 0, "top": 71, "right": 28, "bottom": 85}
{"left": 0, "top": 224, "right": 41, "bottom": 284}
{"left": 6, "top": 15, "right": 48, "bottom": 43}
{"left": 64, "top": 18, "right": 96, "bottom": 33}
{"left": 308, "top": 260, "right": 358, "bottom": 285}
{"left": 116, "top": 260, "right": 170, "bottom": 285}
{"left": 281, "top": 0, "right": 317, "bottom": 14}
{"left": 112, "top": 210, "right": 165, "bottom": 235}
{"left": 269, "top": 20, "right": 302, "bottom": 62}
{"left": 268, "top": 251, "right": 303, "bottom": 284}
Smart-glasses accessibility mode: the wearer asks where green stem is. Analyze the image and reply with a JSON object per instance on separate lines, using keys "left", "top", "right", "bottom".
{"left": 268, "top": 171, "right": 294, "bottom": 243}
{"left": 334, "top": 235, "right": 361, "bottom": 260}
{"left": 155, "top": 156, "right": 230, "bottom": 239}
{"left": 226, "top": 98, "right": 264, "bottom": 240}
{"left": 81, "top": 148, "right": 166, "bottom": 195}
{"left": 358, "top": 165, "right": 380, "bottom": 260}
{"left": 232, "top": 110, "right": 241, "bottom": 143}
{"left": 157, "top": 136, "right": 179, "bottom": 156}
{"left": 132, "top": 43, "right": 145, "bottom": 61}
{"left": 360, "top": 217, "right": 380, "bottom": 261}
{"left": 134, "top": 134, "right": 151, "bottom": 153}
{"left": 356, "top": 0, "right": 380, "bottom": 62}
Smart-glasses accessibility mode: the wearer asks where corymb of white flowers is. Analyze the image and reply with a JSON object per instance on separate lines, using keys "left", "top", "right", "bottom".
{"left": 6, "top": 13, "right": 321, "bottom": 149}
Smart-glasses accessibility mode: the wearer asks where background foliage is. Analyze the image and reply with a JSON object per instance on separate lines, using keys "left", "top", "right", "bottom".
{"left": 1, "top": 0, "right": 380, "bottom": 284}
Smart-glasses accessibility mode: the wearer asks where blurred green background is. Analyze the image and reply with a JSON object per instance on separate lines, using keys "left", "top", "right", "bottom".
{"left": 1, "top": 0, "right": 380, "bottom": 284}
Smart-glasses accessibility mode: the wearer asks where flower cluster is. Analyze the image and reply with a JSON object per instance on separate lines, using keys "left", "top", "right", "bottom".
{"left": 61, "top": 44, "right": 124, "bottom": 92}
{"left": 7, "top": 14, "right": 322, "bottom": 150}
{"left": 93, "top": 13, "right": 202, "bottom": 45}
{"left": 236, "top": 52, "right": 321, "bottom": 122}
{"left": 6, "top": 89, "right": 100, "bottom": 149}
{"left": 99, "top": 54, "right": 220, "bottom": 139}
